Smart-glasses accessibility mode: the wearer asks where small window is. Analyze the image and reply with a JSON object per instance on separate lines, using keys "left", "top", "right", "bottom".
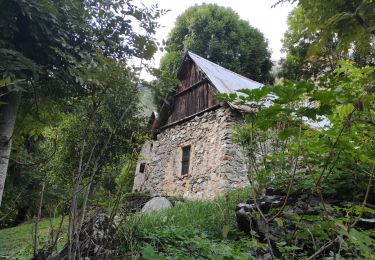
{"left": 181, "top": 145, "right": 191, "bottom": 175}
{"left": 139, "top": 163, "right": 146, "bottom": 173}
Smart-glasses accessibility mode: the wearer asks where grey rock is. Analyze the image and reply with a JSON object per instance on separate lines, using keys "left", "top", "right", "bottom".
{"left": 236, "top": 207, "right": 252, "bottom": 233}
{"left": 141, "top": 197, "right": 172, "bottom": 213}
{"left": 236, "top": 203, "right": 254, "bottom": 212}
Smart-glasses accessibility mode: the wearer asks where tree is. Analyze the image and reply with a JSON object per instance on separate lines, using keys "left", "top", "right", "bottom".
{"left": 0, "top": 0, "right": 163, "bottom": 205}
{"left": 279, "top": 6, "right": 348, "bottom": 80}
{"left": 152, "top": 3, "right": 273, "bottom": 106}
{"left": 278, "top": 5, "right": 374, "bottom": 80}
{"left": 274, "top": 0, "right": 375, "bottom": 54}
{"left": 295, "top": 0, "right": 375, "bottom": 51}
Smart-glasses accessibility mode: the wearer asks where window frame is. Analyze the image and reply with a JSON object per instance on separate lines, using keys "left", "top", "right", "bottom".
{"left": 181, "top": 145, "right": 191, "bottom": 176}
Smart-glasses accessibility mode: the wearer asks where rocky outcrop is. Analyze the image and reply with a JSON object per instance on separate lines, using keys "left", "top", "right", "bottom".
{"left": 133, "top": 106, "right": 250, "bottom": 199}
{"left": 52, "top": 213, "right": 118, "bottom": 259}
{"left": 236, "top": 194, "right": 288, "bottom": 242}
{"left": 235, "top": 193, "right": 330, "bottom": 238}
{"left": 235, "top": 191, "right": 375, "bottom": 254}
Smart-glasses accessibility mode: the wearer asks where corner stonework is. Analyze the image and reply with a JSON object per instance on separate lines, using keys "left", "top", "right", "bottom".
{"left": 133, "top": 106, "right": 250, "bottom": 199}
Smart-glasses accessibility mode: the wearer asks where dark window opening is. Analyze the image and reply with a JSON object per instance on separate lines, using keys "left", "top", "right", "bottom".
{"left": 181, "top": 145, "right": 191, "bottom": 175}
{"left": 139, "top": 163, "right": 146, "bottom": 173}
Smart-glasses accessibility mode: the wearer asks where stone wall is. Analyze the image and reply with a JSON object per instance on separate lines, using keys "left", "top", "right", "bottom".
{"left": 133, "top": 106, "right": 250, "bottom": 199}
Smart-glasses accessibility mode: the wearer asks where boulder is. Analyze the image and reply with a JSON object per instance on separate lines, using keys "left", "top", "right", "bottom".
{"left": 141, "top": 197, "right": 172, "bottom": 213}
{"left": 236, "top": 194, "right": 303, "bottom": 240}
{"left": 235, "top": 202, "right": 269, "bottom": 240}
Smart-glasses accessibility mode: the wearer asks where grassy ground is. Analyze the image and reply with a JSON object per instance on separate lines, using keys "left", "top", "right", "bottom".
{"left": 0, "top": 217, "right": 68, "bottom": 259}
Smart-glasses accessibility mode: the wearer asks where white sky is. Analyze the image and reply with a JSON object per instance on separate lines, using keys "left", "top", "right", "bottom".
{"left": 137, "top": 0, "right": 297, "bottom": 80}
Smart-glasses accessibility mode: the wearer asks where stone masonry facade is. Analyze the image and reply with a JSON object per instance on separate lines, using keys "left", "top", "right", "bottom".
{"left": 133, "top": 106, "right": 250, "bottom": 199}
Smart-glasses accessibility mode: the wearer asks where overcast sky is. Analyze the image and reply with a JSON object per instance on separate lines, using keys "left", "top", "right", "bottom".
{"left": 136, "top": 0, "right": 297, "bottom": 79}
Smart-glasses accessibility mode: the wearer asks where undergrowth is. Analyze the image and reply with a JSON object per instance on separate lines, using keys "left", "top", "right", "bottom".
{"left": 117, "top": 188, "right": 267, "bottom": 259}
{"left": 117, "top": 187, "right": 375, "bottom": 259}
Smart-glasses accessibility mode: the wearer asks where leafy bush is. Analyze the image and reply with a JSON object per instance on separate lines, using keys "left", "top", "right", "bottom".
{"left": 216, "top": 60, "right": 375, "bottom": 259}
{"left": 218, "top": 61, "right": 375, "bottom": 203}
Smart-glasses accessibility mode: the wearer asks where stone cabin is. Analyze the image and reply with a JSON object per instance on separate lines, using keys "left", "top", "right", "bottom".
{"left": 133, "top": 51, "right": 263, "bottom": 199}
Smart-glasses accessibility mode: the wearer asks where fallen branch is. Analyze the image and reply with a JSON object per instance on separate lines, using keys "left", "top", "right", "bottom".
{"left": 307, "top": 237, "right": 339, "bottom": 260}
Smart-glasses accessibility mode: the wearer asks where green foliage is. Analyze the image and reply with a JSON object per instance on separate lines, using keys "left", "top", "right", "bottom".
{"left": 123, "top": 191, "right": 150, "bottom": 198}
{"left": 139, "top": 226, "right": 256, "bottom": 260}
{"left": 167, "top": 4, "right": 272, "bottom": 81}
{"left": 115, "top": 155, "right": 140, "bottom": 194}
{"left": 141, "top": 188, "right": 249, "bottom": 236}
{"left": 1, "top": 0, "right": 164, "bottom": 227}
{"left": 297, "top": 0, "right": 375, "bottom": 54}
{"left": 139, "top": 84, "right": 158, "bottom": 115}
{"left": 43, "top": 56, "right": 146, "bottom": 204}
{"left": 221, "top": 61, "right": 374, "bottom": 201}
{"left": 152, "top": 3, "right": 273, "bottom": 106}
{"left": 149, "top": 52, "right": 181, "bottom": 108}
{"left": 341, "top": 228, "right": 375, "bottom": 259}
{"left": 0, "top": 0, "right": 164, "bottom": 80}
{"left": 278, "top": 1, "right": 375, "bottom": 80}
{"left": 279, "top": 6, "right": 346, "bottom": 80}
{"left": 219, "top": 56, "right": 375, "bottom": 257}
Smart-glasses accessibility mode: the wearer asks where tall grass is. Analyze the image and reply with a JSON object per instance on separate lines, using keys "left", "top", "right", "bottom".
{"left": 132, "top": 187, "right": 249, "bottom": 237}
{"left": 117, "top": 187, "right": 252, "bottom": 257}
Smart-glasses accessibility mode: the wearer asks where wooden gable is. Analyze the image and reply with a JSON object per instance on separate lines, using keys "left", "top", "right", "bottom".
{"left": 151, "top": 51, "right": 262, "bottom": 138}
{"left": 166, "top": 57, "right": 219, "bottom": 125}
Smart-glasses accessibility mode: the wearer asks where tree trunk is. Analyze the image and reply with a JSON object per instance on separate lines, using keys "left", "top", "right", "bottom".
{"left": 0, "top": 91, "right": 21, "bottom": 206}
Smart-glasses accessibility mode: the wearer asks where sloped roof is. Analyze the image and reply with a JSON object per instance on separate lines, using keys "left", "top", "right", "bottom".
{"left": 186, "top": 51, "right": 263, "bottom": 94}
{"left": 153, "top": 51, "right": 263, "bottom": 135}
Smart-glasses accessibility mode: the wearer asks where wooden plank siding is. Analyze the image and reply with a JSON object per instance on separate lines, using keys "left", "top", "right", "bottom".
{"left": 179, "top": 60, "right": 204, "bottom": 91}
{"left": 167, "top": 70, "right": 217, "bottom": 124}
{"left": 167, "top": 58, "right": 219, "bottom": 125}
